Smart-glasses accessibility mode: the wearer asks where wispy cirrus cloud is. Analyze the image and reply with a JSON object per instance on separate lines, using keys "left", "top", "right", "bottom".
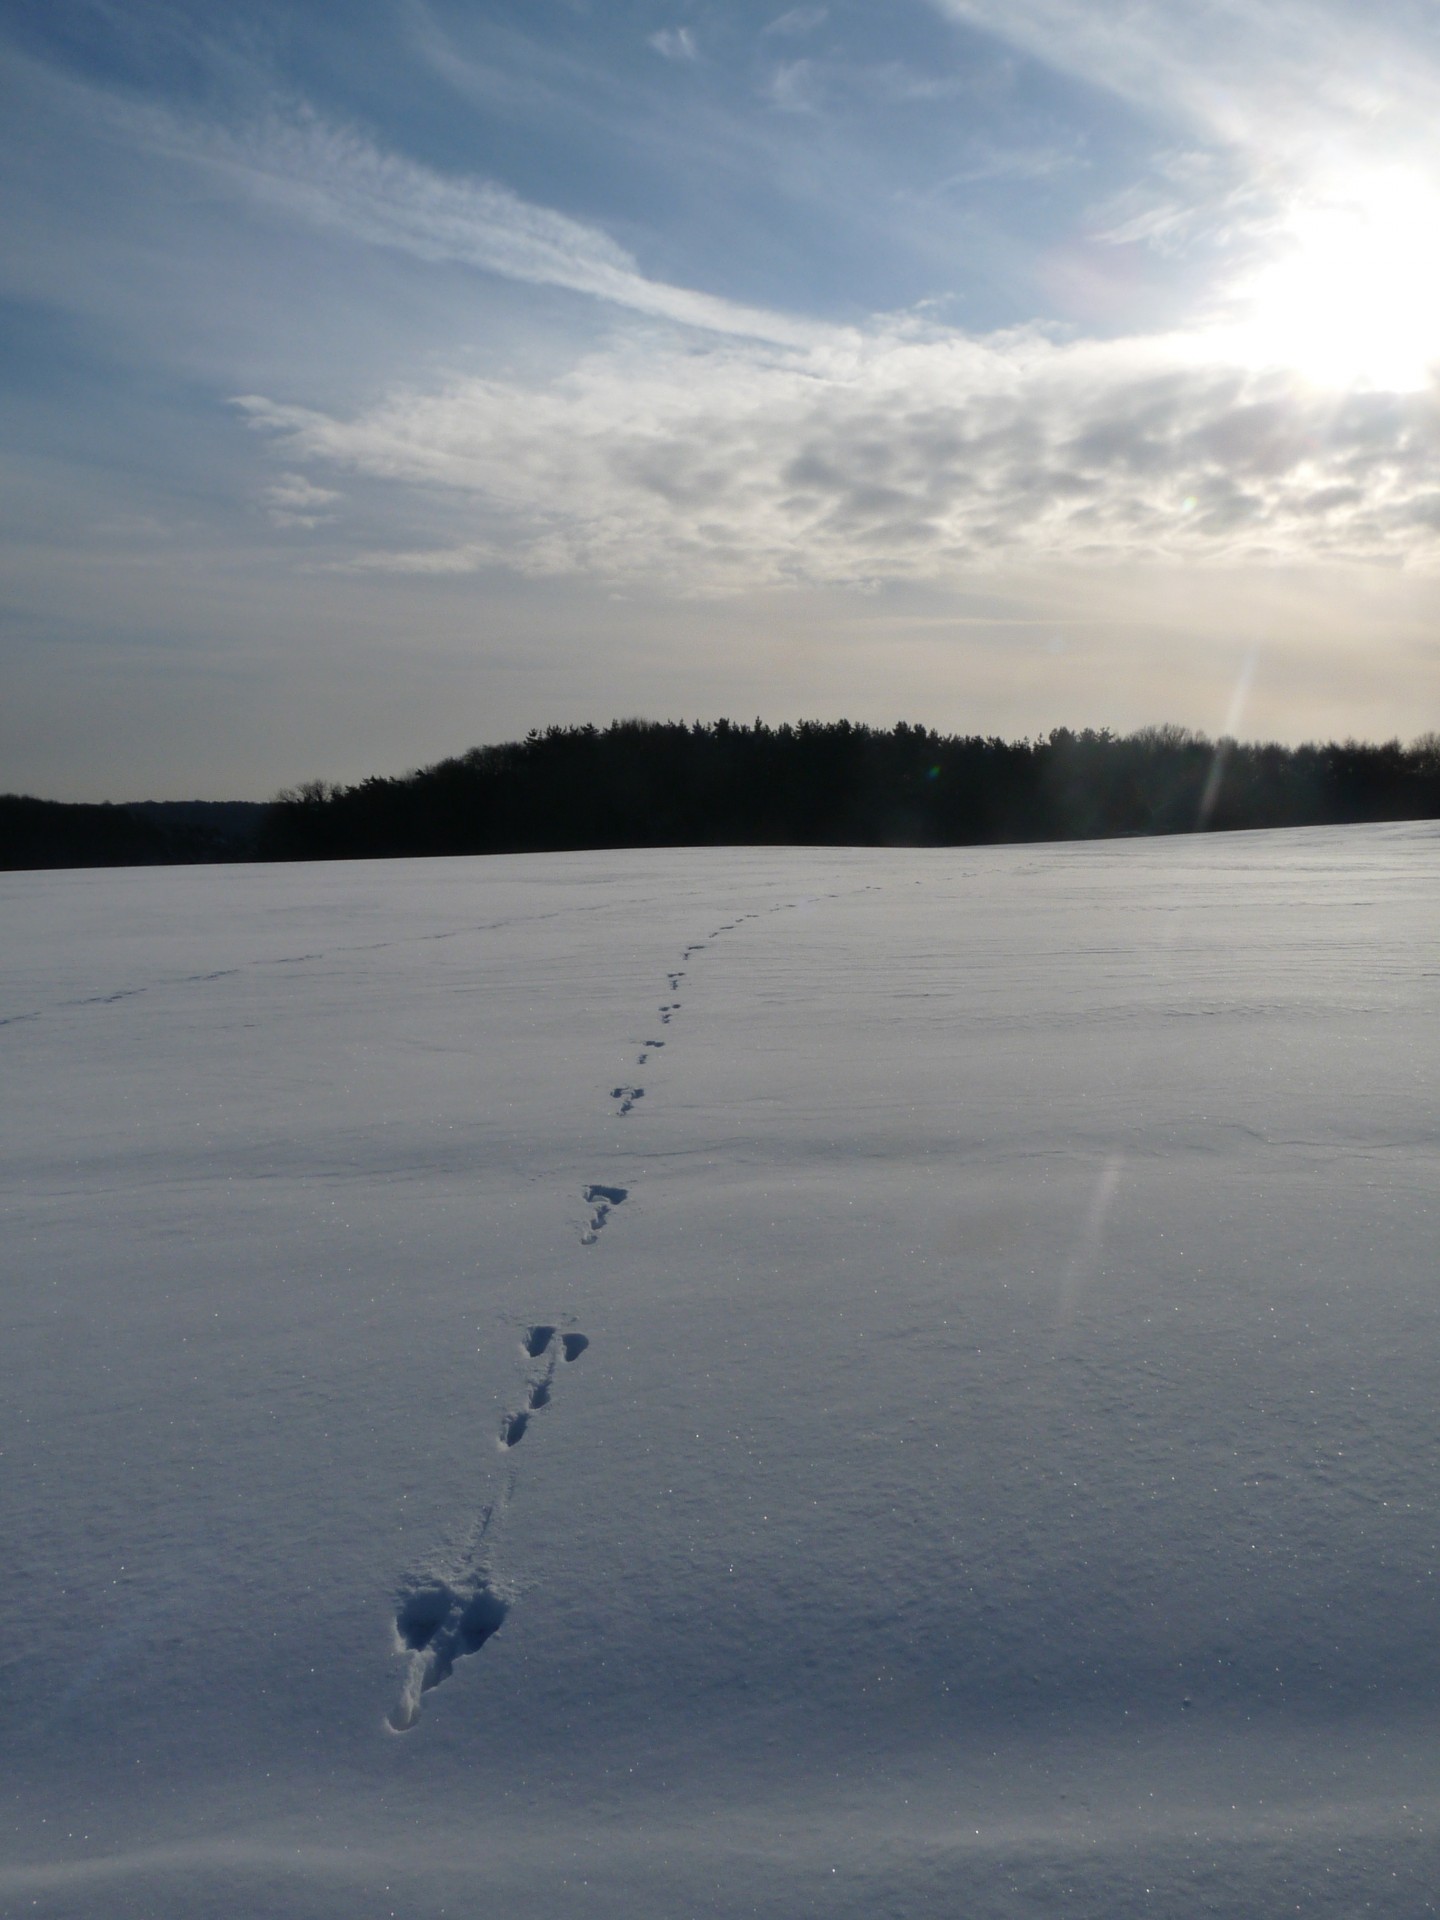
{"left": 648, "top": 27, "right": 699, "bottom": 62}
{"left": 761, "top": 59, "right": 822, "bottom": 115}
{"left": 940, "top": 137, "right": 1089, "bottom": 187}
{"left": 120, "top": 101, "right": 836, "bottom": 351}
{"left": 56, "top": 63, "right": 1440, "bottom": 598}
{"left": 930, "top": 0, "right": 1440, "bottom": 346}
{"left": 55, "top": 46, "right": 1440, "bottom": 598}
{"left": 763, "top": 7, "right": 829, "bottom": 37}
{"left": 928, "top": 0, "right": 1440, "bottom": 152}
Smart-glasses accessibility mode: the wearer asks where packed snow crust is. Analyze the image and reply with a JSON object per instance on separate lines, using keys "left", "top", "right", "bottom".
{"left": 3, "top": 826, "right": 1439, "bottom": 1916}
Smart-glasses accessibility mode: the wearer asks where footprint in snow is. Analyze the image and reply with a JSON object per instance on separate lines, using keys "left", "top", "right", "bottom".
{"left": 500, "top": 1325, "right": 589, "bottom": 1446}
{"left": 389, "top": 1533, "right": 510, "bottom": 1732}
{"left": 580, "top": 1184, "right": 627, "bottom": 1244}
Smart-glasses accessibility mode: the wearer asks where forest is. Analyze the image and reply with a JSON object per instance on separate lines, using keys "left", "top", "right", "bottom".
{"left": 7, "top": 721, "right": 1440, "bottom": 869}
{"left": 256, "top": 720, "right": 1440, "bottom": 862}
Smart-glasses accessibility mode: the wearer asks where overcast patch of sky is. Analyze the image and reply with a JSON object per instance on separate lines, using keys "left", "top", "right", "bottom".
{"left": 237, "top": 340, "right": 1440, "bottom": 593}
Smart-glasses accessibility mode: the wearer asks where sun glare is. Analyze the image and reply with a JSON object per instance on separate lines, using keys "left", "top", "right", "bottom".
{"left": 1227, "top": 169, "right": 1440, "bottom": 391}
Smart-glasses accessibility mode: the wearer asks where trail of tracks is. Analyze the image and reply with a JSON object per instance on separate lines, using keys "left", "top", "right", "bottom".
{"left": 387, "top": 887, "right": 875, "bottom": 1731}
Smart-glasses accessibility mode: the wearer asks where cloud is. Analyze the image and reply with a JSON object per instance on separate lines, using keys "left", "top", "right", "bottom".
{"left": 264, "top": 472, "right": 342, "bottom": 528}
{"left": 928, "top": 0, "right": 1440, "bottom": 330}
{"left": 940, "top": 138, "right": 1086, "bottom": 186}
{"left": 763, "top": 7, "right": 829, "bottom": 35}
{"left": 74, "top": 43, "right": 1440, "bottom": 598}
{"left": 759, "top": 45, "right": 1003, "bottom": 118}
{"left": 762, "top": 60, "right": 821, "bottom": 114}
{"left": 648, "top": 27, "right": 698, "bottom": 61}
{"left": 238, "top": 327, "right": 1440, "bottom": 593}
{"left": 927, "top": 0, "right": 1440, "bottom": 158}
{"left": 121, "top": 101, "right": 835, "bottom": 351}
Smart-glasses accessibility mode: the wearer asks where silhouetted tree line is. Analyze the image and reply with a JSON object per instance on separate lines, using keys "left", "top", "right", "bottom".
{"left": 0, "top": 797, "right": 265, "bottom": 871}
{"left": 8, "top": 724, "right": 1440, "bottom": 872}
{"left": 254, "top": 720, "right": 1440, "bottom": 862}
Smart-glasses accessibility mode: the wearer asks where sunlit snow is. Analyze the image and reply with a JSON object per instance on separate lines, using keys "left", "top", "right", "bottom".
{"left": 3, "top": 827, "right": 1438, "bottom": 1915}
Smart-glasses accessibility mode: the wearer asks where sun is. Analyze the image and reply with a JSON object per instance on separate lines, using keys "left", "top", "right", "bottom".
{"left": 1226, "top": 168, "right": 1440, "bottom": 391}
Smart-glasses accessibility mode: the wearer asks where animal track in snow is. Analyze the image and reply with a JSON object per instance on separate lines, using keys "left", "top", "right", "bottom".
{"left": 581, "top": 1183, "right": 627, "bottom": 1244}
{"left": 500, "top": 1319, "right": 588, "bottom": 1446}
{"left": 388, "top": 888, "right": 872, "bottom": 1730}
{"left": 524, "top": 1344, "right": 558, "bottom": 1414}
{"left": 521, "top": 1324, "right": 586, "bottom": 1365}
{"left": 389, "top": 1507, "right": 511, "bottom": 1733}
{"left": 390, "top": 1578, "right": 508, "bottom": 1730}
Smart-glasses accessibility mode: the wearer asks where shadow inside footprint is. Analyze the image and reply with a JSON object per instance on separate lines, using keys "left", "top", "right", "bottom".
{"left": 454, "top": 1586, "right": 507, "bottom": 1656}
{"left": 527, "top": 1375, "right": 552, "bottom": 1410}
{"left": 582, "top": 1184, "right": 628, "bottom": 1241}
{"left": 500, "top": 1409, "right": 529, "bottom": 1448}
{"left": 561, "top": 1333, "right": 589, "bottom": 1364}
{"left": 396, "top": 1584, "right": 452, "bottom": 1653}
{"left": 524, "top": 1325, "right": 556, "bottom": 1359}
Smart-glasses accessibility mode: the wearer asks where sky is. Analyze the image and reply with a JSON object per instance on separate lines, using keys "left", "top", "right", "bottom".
{"left": 5, "top": 0, "right": 1440, "bottom": 799}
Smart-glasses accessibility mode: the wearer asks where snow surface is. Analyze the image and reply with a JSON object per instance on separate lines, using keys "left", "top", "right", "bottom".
{"left": 3, "top": 826, "right": 1439, "bottom": 1917}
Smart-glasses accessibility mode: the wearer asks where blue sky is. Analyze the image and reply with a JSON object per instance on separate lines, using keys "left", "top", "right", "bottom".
{"left": 4, "top": 0, "right": 1440, "bottom": 797}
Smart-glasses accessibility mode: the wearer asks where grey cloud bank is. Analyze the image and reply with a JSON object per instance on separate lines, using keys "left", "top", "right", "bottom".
{"left": 240, "top": 332, "right": 1440, "bottom": 592}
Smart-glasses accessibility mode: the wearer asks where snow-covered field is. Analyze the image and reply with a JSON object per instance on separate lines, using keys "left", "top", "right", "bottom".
{"left": 3, "top": 826, "right": 1439, "bottom": 1917}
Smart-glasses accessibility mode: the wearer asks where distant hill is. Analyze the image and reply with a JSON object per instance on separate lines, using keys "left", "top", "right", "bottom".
{"left": 256, "top": 721, "right": 1440, "bottom": 863}
{"left": 0, "top": 796, "right": 266, "bottom": 871}
{"left": 8, "top": 721, "right": 1440, "bottom": 871}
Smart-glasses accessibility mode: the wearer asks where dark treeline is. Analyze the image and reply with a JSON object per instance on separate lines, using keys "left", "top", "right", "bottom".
{"left": 8, "top": 722, "right": 1440, "bottom": 872}
{"left": 0, "top": 797, "right": 265, "bottom": 872}
{"left": 255, "top": 720, "right": 1440, "bottom": 862}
